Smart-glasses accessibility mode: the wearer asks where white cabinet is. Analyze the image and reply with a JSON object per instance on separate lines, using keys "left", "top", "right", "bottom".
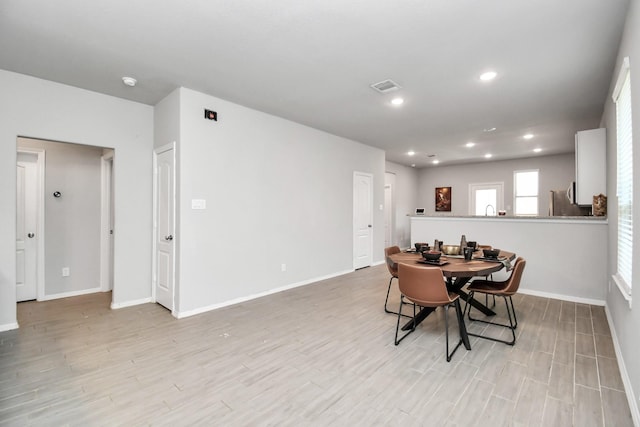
{"left": 575, "top": 128, "right": 606, "bottom": 205}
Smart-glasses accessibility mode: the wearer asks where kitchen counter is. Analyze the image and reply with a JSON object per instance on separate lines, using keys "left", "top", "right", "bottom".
{"left": 411, "top": 215, "right": 607, "bottom": 224}
{"left": 411, "top": 215, "right": 608, "bottom": 303}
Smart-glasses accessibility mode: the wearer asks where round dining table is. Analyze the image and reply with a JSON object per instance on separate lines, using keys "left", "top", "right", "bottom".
{"left": 388, "top": 249, "right": 516, "bottom": 350}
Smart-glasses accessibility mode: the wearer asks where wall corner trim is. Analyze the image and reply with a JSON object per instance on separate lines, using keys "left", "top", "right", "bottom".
{"left": 0, "top": 322, "right": 19, "bottom": 332}
{"left": 39, "top": 287, "right": 103, "bottom": 302}
{"left": 175, "top": 269, "right": 355, "bottom": 319}
{"left": 518, "top": 288, "right": 605, "bottom": 306}
{"left": 111, "top": 297, "right": 154, "bottom": 310}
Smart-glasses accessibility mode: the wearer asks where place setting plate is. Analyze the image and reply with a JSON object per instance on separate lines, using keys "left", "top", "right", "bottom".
{"left": 417, "top": 259, "right": 449, "bottom": 266}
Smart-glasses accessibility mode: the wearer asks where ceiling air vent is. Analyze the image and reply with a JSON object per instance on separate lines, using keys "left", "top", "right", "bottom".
{"left": 370, "top": 79, "right": 401, "bottom": 93}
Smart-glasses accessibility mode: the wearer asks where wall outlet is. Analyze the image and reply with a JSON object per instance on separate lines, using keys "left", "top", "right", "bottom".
{"left": 62, "top": 267, "right": 70, "bottom": 277}
{"left": 281, "top": 264, "right": 287, "bottom": 272}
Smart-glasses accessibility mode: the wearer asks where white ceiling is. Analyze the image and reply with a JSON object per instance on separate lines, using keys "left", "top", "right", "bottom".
{"left": 0, "top": 0, "right": 630, "bottom": 167}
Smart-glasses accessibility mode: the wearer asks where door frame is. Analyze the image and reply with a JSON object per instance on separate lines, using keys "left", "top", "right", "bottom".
{"left": 384, "top": 172, "right": 396, "bottom": 248}
{"left": 353, "top": 171, "right": 373, "bottom": 270}
{"left": 152, "top": 142, "right": 176, "bottom": 314}
{"left": 100, "top": 151, "right": 114, "bottom": 293}
{"left": 16, "top": 146, "right": 45, "bottom": 300}
{"left": 468, "top": 181, "right": 504, "bottom": 216}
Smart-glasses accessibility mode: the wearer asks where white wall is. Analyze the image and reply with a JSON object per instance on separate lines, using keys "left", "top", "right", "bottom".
{"left": 416, "top": 154, "right": 576, "bottom": 216}
{"left": 18, "top": 138, "right": 103, "bottom": 297}
{"left": 0, "top": 70, "right": 154, "bottom": 330}
{"left": 173, "top": 87, "right": 386, "bottom": 315}
{"left": 385, "top": 161, "right": 419, "bottom": 249}
{"left": 602, "top": 0, "right": 640, "bottom": 422}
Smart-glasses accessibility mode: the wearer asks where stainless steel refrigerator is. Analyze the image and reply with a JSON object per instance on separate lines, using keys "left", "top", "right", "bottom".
{"left": 549, "top": 189, "right": 590, "bottom": 216}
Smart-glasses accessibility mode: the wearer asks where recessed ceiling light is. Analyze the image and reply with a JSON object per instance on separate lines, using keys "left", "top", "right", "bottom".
{"left": 533, "top": 148, "right": 542, "bottom": 153}
{"left": 122, "top": 76, "right": 137, "bottom": 87}
{"left": 479, "top": 71, "right": 497, "bottom": 81}
{"left": 523, "top": 133, "right": 534, "bottom": 139}
{"left": 484, "top": 153, "right": 493, "bottom": 159}
{"left": 391, "top": 97, "right": 404, "bottom": 106}
{"left": 465, "top": 142, "right": 475, "bottom": 148}
{"left": 483, "top": 127, "right": 497, "bottom": 132}
{"left": 432, "top": 159, "right": 440, "bottom": 165}
{"left": 407, "top": 151, "right": 415, "bottom": 156}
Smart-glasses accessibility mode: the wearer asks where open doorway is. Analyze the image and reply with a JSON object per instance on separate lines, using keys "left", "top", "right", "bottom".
{"left": 16, "top": 137, "right": 114, "bottom": 303}
{"left": 384, "top": 172, "right": 396, "bottom": 248}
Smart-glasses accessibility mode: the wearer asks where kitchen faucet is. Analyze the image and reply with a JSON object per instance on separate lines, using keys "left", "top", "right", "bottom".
{"left": 485, "top": 204, "right": 495, "bottom": 216}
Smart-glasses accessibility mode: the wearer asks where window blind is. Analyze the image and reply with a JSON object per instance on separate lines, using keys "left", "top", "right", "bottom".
{"left": 614, "top": 60, "right": 633, "bottom": 295}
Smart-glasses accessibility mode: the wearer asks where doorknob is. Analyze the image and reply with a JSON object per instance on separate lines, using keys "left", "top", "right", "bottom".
{"left": 27, "top": 233, "right": 35, "bottom": 238}
{"left": 165, "top": 235, "right": 173, "bottom": 241}
{"left": 368, "top": 225, "right": 372, "bottom": 228}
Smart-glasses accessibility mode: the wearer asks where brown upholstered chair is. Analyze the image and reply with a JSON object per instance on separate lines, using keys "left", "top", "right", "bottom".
{"left": 476, "top": 244, "right": 495, "bottom": 307}
{"left": 394, "top": 263, "right": 464, "bottom": 362}
{"left": 384, "top": 246, "right": 411, "bottom": 318}
{"left": 463, "top": 257, "right": 526, "bottom": 345}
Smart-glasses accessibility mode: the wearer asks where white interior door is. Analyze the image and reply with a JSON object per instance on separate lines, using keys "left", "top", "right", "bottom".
{"left": 16, "top": 153, "right": 38, "bottom": 301}
{"left": 154, "top": 146, "right": 175, "bottom": 311}
{"left": 100, "top": 152, "right": 115, "bottom": 292}
{"left": 384, "top": 184, "right": 393, "bottom": 248}
{"left": 353, "top": 172, "right": 373, "bottom": 269}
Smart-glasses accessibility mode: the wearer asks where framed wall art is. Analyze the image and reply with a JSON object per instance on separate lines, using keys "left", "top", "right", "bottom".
{"left": 435, "top": 187, "right": 451, "bottom": 212}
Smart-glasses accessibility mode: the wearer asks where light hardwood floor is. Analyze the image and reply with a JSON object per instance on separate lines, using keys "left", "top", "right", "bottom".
{"left": 0, "top": 264, "right": 634, "bottom": 426}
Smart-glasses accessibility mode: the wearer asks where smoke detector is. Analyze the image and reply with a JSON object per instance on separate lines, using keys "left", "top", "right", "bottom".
{"left": 122, "top": 76, "right": 137, "bottom": 87}
{"left": 370, "top": 79, "right": 401, "bottom": 93}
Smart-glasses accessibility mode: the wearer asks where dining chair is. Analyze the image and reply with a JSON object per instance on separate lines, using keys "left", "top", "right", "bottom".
{"left": 476, "top": 244, "right": 495, "bottom": 307}
{"left": 463, "top": 257, "right": 526, "bottom": 345}
{"left": 384, "top": 246, "right": 411, "bottom": 318}
{"left": 394, "top": 263, "right": 464, "bottom": 362}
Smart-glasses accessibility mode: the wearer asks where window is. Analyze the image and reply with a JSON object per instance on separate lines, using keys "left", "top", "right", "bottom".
{"left": 469, "top": 182, "right": 504, "bottom": 216}
{"left": 514, "top": 170, "right": 539, "bottom": 216}
{"left": 612, "top": 57, "right": 633, "bottom": 299}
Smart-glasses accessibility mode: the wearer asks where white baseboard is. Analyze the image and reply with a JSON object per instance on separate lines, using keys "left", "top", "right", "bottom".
{"left": 39, "top": 286, "right": 102, "bottom": 301}
{"left": 604, "top": 304, "right": 640, "bottom": 426}
{"left": 111, "top": 297, "right": 154, "bottom": 310}
{"left": 176, "top": 268, "right": 354, "bottom": 319}
{"left": 0, "top": 322, "right": 19, "bottom": 332}
{"left": 518, "top": 287, "right": 605, "bottom": 306}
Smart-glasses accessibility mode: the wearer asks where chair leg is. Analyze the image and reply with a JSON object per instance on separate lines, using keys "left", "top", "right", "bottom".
{"left": 504, "top": 296, "right": 517, "bottom": 344}
{"left": 394, "top": 296, "right": 417, "bottom": 345}
{"left": 464, "top": 290, "right": 475, "bottom": 321}
{"left": 465, "top": 293, "right": 518, "bottom": 346}
{"left": 484, "top": 294, "right": 496, "bottom": 308}
{"left": 508, "top": 295, "right": 518, "bottom": 329}
{"left": 385, "top": 277, "right": 412, "bottom": 318}
{"left": 445, "top": 302, "right": 463, "bottom": 362}
{"left": 482, "top": 275, "right": 495, "bottom": 308}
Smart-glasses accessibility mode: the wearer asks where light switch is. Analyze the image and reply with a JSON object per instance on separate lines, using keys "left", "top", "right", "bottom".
{"left": 191, "top": 199, "right": 206, "bottom": 210}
